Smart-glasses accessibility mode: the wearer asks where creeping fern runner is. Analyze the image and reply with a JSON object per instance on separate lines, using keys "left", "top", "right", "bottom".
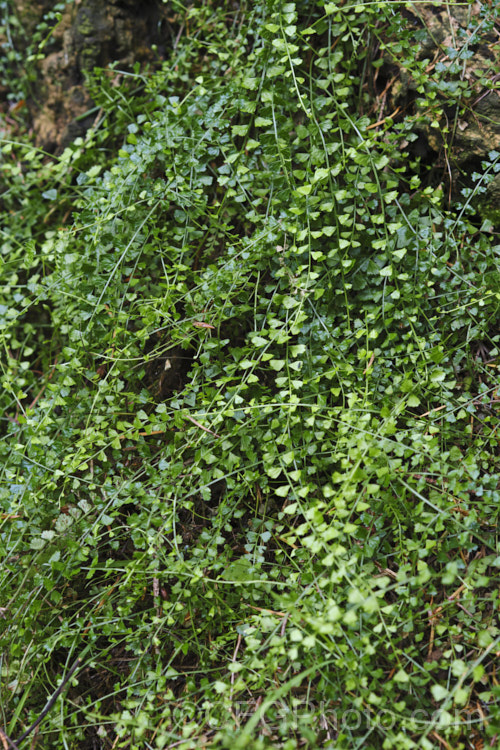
{"left": 1, "top": 1, "right": 499, "bottom": 748}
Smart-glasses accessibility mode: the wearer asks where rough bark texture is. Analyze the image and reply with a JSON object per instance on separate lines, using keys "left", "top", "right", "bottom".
{"left": 383, "top": 2, "right": 500, "bottom": 217}
{"left": 12, "top": 0, "right": 172, "bottom": 151}
{"left": 2, "top": 2, "right": 499, "bottom": 214}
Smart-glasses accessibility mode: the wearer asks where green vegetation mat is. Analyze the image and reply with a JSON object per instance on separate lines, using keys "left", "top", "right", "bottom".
{"left": 1, "top": 1, "right": 499, "bottom": 748}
